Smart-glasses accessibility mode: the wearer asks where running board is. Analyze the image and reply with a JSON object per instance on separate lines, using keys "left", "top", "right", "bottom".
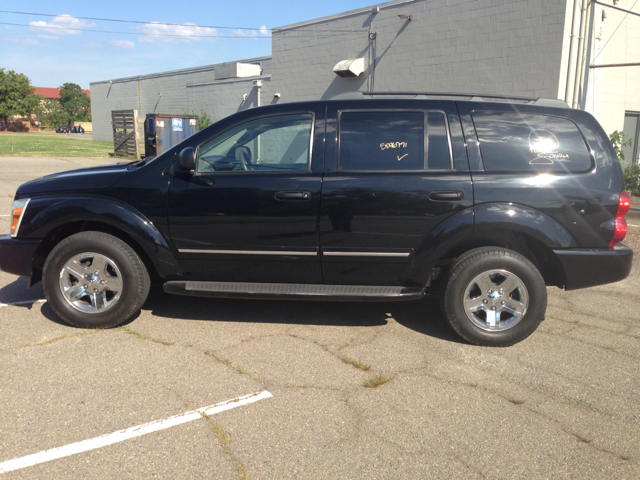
{"left": 163, "top": 281, "right": 425, "bottom": 302}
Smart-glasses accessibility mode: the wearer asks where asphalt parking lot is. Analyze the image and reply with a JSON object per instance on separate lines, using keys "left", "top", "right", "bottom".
{"left": 1, "top": 156, "right": 639, "bottom": 479}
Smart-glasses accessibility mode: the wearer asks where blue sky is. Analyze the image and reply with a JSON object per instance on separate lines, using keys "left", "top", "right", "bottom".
{"left": 0, "top": 0, "right": 376, "bottom": 89}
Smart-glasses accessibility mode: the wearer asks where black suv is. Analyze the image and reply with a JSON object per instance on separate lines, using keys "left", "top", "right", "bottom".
{"left": 0, "top": 93, "right": 633, "bottom": 346}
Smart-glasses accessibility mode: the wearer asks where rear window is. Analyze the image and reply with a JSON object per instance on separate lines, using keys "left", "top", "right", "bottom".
{"left": 472, "top": 111, "right": 592, "bottom": 172}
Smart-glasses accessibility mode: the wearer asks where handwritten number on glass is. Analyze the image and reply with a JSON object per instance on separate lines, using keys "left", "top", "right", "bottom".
{"left": 381, "top": 142, "right": 409, "bottom": 161}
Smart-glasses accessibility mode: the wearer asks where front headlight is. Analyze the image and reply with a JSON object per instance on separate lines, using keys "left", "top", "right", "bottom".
{"left": 10, "top": 198, "right": 30, "bottom": 237}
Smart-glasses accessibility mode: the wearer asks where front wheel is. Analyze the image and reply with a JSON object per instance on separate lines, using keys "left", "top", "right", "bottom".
{"left": 442, "top": 247, "right": 547, "bottom": 347}
{"left": 43, "top": 232, "right": 150, "bottom": 328}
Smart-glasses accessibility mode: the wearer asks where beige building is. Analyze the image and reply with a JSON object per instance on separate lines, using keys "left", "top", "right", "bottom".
{"left": 575, "top": 0, "right": 640, "bottom": 164}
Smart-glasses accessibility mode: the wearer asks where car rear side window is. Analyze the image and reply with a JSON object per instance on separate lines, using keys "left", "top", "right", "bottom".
{"left": 339, "top": 111, "right": 424, "bottom": 171}
{"left": 472, "top": 111, "right": 592, "bottom": 172}
{"left": 426, "top": 112, "right": 452, "bottom": 170}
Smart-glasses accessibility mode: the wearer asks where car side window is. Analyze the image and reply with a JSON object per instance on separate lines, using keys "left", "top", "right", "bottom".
{"left": 339, "top": 111, "right": 424, "bottom": 171}
{"left": 472, "top": 111, "right": 593, "bottom": 172}
{"left": 197, "top": 114, "right": 313, "bottom": 173}
{"left": 426, "top": 112, "right": 452, "bottom": 170}
{"left": 338, "top": 110, "right": 452, "bottom": 171}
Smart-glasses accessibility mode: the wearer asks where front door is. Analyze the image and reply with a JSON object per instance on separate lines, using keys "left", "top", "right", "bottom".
{"left": 168, "top": 105, "right": 325, "bottom": 283}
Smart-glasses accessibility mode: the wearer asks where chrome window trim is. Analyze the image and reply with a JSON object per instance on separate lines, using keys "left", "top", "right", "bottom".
{"left": 178, "top": 248, "right": 411, "bottom": 258}
{"left": 178, "top": 248, "right": 318, "bottom": 256}
{"left": 322, "top": 251, "right": 411, "bottom": 258}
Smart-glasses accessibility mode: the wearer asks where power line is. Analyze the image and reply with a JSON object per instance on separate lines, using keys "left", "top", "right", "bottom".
{"left": 0, "top": 9, "right": 265, "bottom": 31}
{"left": 0, "top": 9, "right": 364, "bottom": 34}
{"left": 1, "top": 21, "right": 361, "bottom": 39}
{"left": 0, "top": 22, "right": 271, "bottom": 39}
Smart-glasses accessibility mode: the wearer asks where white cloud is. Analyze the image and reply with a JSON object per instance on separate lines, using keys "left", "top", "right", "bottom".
{"left": 29, "top": 14, "right": 95, "bottom": 36}
{"left": 232, "top": 26, "right": 271, "bottom": 38}
{"left": 7, "top": 36, "right": 47, "bottom": 46}
{"left": 139, "top": 22, "right": 218, "bottom": 43}
{"left": 87, "top": 43, "right": 102, "bottom": 49}
{"left": 111, "top": 40, "right": 135, "bottom": 49}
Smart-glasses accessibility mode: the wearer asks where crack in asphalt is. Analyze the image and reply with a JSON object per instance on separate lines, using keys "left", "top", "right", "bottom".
{"left": 4, "top": 293, "right": 637, "bottom": 476}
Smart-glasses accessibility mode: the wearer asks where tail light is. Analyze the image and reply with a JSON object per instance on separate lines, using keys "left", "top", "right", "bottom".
{"left": 609, "top": 191, "right": 631, "bottom": 247}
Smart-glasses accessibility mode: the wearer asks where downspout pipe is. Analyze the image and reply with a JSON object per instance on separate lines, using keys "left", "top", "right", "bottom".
{"left": 579, "top": 2, "right": 597, "bottom": 110}
{"left": 368, "top": 7, "right": 379, "bottom": 92}
{"left": 254, "top": 80, "right": 262, "bottom": 107}
{"left": 564, "top": 0, "right": 581, "bottom": 103}
{"left": 572, "top": 0, "right": 590, "bottom": 108}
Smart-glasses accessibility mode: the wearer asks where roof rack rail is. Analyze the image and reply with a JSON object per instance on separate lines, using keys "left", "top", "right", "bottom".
{"left": 329, "top": 91, "right": 569, "bottom": 108}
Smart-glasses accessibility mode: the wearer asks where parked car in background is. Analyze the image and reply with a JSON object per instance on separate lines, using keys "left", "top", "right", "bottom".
{"left": 71, "top": 126, "right": 85, "bottom": 134}
{"left": 0, "top": 92, "right": 633, "bottom": 346}
{"left": 55, "top": 125, "right": 70, "bottom": 133}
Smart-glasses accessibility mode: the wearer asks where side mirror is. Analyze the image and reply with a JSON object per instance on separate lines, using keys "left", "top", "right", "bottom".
{"left": 178, "top": 147, "right": 196, "bottom": 172}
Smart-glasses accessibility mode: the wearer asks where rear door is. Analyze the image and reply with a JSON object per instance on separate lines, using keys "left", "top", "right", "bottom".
{"left": 320, "top": 99, "right": 473, "bottom": 286}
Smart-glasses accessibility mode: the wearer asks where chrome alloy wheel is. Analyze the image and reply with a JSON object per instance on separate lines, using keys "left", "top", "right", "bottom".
{"left": 58, "top": 252, "right": 123, "bottom": 314}
{"left": 463, "top": 269, "right": 529, "bottom": 331}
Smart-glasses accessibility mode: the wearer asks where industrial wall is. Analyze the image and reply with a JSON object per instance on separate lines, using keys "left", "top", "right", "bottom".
{"left": 90, "top": 0, "right": 639, "bottom": 154}
{"left": 92, "top": 0, "right": 572, "bottom": 143}
{"left": 269, "top": 0, "right": 569, "bottom": 102}
{"left": 90, "top": 57, "right": 272, "bottom": 141}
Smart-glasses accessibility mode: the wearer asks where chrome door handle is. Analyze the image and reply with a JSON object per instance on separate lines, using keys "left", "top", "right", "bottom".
{"left": 274, "top": 191, "right": 311, "bottom": 201}
{"left": 429, "top": 191, "right": 463, "bottom": 201}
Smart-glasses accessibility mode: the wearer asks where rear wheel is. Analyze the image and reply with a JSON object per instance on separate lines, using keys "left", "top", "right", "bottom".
{"left": 442, "top": 247, "right": 547, "bottom": 347}
{"left": 43, "top": 231, "right": 150, "bottom": 328}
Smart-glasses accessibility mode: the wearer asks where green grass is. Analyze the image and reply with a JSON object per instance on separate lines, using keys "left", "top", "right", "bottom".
{"left": 0, "top": 135, "right": 113, "bottom": 157}
{"left": 119, "top": 326, "right": 175, "bottom": 346}
{"left": 363, "top": 374, "right": 391, "bottom": 389}
{"left": 342, "top": 356, "right": 371, "bottom": 371}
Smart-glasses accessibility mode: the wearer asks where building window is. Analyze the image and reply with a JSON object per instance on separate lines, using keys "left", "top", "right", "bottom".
{"left": 622, "top": 111, "right": 640, "bottom": 165}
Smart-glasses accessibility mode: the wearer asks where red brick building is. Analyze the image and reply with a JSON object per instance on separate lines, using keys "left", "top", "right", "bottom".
{"left": 33, "top": 87, "right": 91, "bottom": 99}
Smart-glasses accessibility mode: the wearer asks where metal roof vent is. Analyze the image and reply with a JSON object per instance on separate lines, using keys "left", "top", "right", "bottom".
{"left": 333, "top": 58, "right": 365, "bottom": 78}
{"left": 215, "top": 62, "right": 262, "bottom": 80}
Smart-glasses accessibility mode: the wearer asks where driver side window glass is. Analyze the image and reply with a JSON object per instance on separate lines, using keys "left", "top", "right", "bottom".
{"left": 197, "top": 114, "right": 313, "bottom": 173}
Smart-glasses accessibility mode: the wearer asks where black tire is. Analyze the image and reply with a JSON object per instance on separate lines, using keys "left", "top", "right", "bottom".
{"left": 442, "top": 247, "right": 547, "bottom": 347}
{"left": 42, "top": 231, "right": 150, "bottom": 329}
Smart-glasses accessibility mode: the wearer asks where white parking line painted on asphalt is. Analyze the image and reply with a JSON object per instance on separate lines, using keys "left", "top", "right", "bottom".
{"left": 0, "top": 299, "right": 46, "bottom": 308}
{"left": 0, "top": 390, "right": 273, "bottom": 474}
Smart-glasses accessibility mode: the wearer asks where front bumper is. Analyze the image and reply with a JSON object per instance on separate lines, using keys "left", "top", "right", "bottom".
{"left": 554, "top": 244, "right": 633, "bottom": 291}
{"left": 0, "top": 235, "right": 41, "bottom": 278}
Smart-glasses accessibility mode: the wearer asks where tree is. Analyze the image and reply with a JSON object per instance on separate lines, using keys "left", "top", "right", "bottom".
{"left": 610, "top": 130, "right": 640, "bottom": 196}
{"left": 609, "top": 130, "right": 632, "bottom": 163}
{"left": 182, "top": 108, "right": 212, "bottom": 129}
{"left": 59, "top": 83, "right": 91, "bottom": 125}
{"left": 0, "top": 69, "right": 41, "bottom": 130}
{"left": 36, "top": 98, "right": 67, "bottom": 128}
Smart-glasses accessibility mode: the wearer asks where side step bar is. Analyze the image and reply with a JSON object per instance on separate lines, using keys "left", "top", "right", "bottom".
{"left": 163, "top": 281, "right": 425, "bottom": 302}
